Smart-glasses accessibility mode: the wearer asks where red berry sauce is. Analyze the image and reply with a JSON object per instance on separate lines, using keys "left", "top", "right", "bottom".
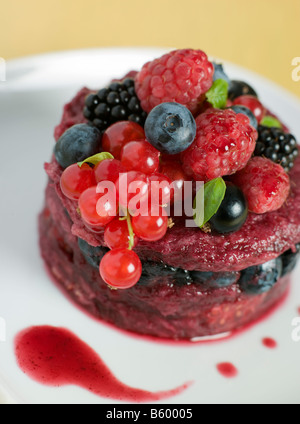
{"left": 216, "top": 362, "right": 238, "bottom": 379}
{"left": 14, "top": 326, "right": 191, "bottom": 402}
{"left": 262, "top": 338, "right": 277, "bottom": 349}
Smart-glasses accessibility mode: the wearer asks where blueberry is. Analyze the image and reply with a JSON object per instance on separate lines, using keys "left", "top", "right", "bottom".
{"left": 78, "top": 238, "right": 108, "bottom": 269}
{"left": 212, "top": 62, "right": 230, "bottom": 83}
{"left": 239, "top": 258, "right": 282, "bottom": 295}
{"left": 191, "top": 271, "right": 239, "bottom": 288}
{"left": 144, "top": 102, "right": 196, "bottom": 155}
{"left": 83, "top": 254, "right": 101, "bottom": 269}
{"left": 281, "top": 243, "right": 300, "bottom": 276}
{"left": 228, "top": 80, "right": 258, "bottom": 101}
{"left": 209, "top": 183, "right": 248, "bottom": 234}
{"left": 137, "top": 260, "right": 194, "bottom": 287}
{"left": 54, "top": 124, "right": 102, "bottom": 169}
{"left": 229, "top": 105, "right": 258, "bottom": 129}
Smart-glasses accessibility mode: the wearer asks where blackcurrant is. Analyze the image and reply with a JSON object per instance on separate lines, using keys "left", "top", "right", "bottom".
{"left": 228, "top": 80, "right": 258, "bottom": 101}
{"left": 209, "top": 183, "right": 248, "bottom": 233}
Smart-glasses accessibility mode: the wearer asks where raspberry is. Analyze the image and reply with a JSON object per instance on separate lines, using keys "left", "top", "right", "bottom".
{"left": 181, "top": 109, "right": 258, "bottom": 181}
{"left": 231, "top": 157, "right": 290, "bottom": 214}
{"left": 135, "top": 49, "right": 214, "bottom": 115}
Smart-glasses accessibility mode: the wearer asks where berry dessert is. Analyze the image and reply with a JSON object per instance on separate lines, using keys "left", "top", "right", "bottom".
{"left": 39, "top": 48, "right": 300, "bottom": 340}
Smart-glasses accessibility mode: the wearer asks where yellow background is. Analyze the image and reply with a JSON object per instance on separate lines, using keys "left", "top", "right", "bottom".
{"left": 2, "top": 0, "right": 300, "bottom": 98}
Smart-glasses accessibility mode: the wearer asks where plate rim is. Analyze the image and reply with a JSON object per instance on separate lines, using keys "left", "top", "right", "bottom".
{"left": 2, "top": 46, "right": 300, "bottom": 106}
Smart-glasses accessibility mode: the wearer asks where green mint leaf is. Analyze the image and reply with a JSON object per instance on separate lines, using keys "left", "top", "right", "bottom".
{"left": 205, "top": 79, "right": 229, "bottom": 109}
{"left": 193, "top": 177, "right": 226, "bottom": 228}
{"left": 78, "top": 152, "right": 114, "bottom": 167}
{"left": 261, "top": 115, "right": 282, "bottom": 128}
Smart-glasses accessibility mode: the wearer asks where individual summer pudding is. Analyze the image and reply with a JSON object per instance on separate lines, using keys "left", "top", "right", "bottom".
{"left": 39, "top": 48, "right": 300, "bottom": 340}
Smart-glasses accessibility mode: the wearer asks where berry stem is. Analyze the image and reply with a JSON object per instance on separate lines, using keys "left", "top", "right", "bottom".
{"left": 125, "top": 211, "right": 135, "bottom": 250}
{"left": 118, "top": 206, "right": 135, "bottom": 250}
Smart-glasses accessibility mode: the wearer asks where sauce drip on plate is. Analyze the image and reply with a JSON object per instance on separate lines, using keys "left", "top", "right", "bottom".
{"left": 15, "top": 325, "right": 191, "bottom": 402}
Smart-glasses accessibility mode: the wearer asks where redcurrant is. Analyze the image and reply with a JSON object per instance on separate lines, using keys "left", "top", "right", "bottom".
{"left": 94, "top": 158, "right": 126, "bottom": 184}
{"left": 79, "top": 186, "right": 117, "bottom": 230}
{"left": 116, "top": 171, "right": 150, "bottom": 212}
{"left": 131, "top": 206, "right": 168, "bottom": 242}
{"left": 60, "top": 163, "right": 96, "bottom": 200}
{"left": 159, "top": 156, "right": 188, "bottom": 202}
{"left": 100, "top": 248, "right": 142, "bottom": 289}
{"left": 121, "top": 140, "right": 160, "bottom": 174}
{"left": 148, "top": 173, "right": 174, "bottom": 206}
{"left": 102, "top": 121, "right": 145, "bottom": 159}
{"left": 104, "top": 218, "right": 138, "bottom": 250}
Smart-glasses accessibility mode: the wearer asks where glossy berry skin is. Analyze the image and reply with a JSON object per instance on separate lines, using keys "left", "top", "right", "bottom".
{"left": 78, "top": 186, "right": 117, "bottom": 230}
{"left": 121, "top": 140, "right": 160, "bottom": 174}
{"left": 116, "top": 171, "right": 150, "bottom": 211}
{"left": 229, "top": 105, "right": 258, "bottom": 129}
{"left": 101, "top": 121, "right": 145, "bottom": 159}
{"left": 148, "top": 173, "right": 174, "bottom": 206}
{"left": 94, "top": 159, "right": 126, "bottom": 183}
{"left": 144, "top": 102, "right": 196, "bottom": 155}
{"left": 231, "top": 156, "right": 290, "bottom": 214}
{"left": 159, "top": 156, "right": 188, "bottom": 203}
{"left": 233, "top": 95, "right": 265, "bottom": 123}
{"left": 209, "top": 184, "right": 248, "bottom": 234}
{"left": 104, "top": 218, "right": 138, "bottom": 250}
{"left": 100, "top": 248, "right": 142, "bottom": 289}
{"left": 159, "top": 156, "right": 187, "bottom": 186}
{"left": 228, "top": 80, "right": 258, "bottom": 101}
{"left": 60, "top": 163, "right": 96, "bottom": 200}
{"left": 135, "top": 48, "right": 214, "bottom": 115}
{"left": 239, "top": 258, "right": 282, "bottom": 295}
{"left": 132, "top": 206, "right": 168, "bottom": 242}
{"left": 54, "top": 124, "right": 102, "bottom": 169}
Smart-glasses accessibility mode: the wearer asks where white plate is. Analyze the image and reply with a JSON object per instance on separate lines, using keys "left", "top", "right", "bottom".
{"left": 1, "top": 47, "right": 300, "bottom": 405}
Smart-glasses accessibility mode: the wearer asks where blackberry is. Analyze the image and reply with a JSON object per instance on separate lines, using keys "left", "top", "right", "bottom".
{"left": 254, "top": 126, "right": 298, "bottom": 172}
{"left": 83, "top": 78, "right": 147, "bottom": 132}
